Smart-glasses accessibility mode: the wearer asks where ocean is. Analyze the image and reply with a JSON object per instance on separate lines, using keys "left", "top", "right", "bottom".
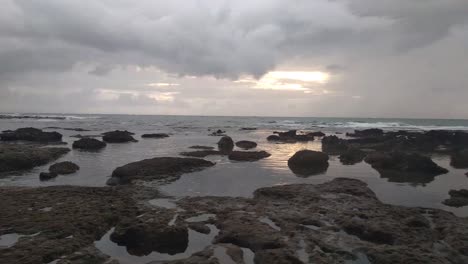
{"left": 1, "top": 113, "right": 468, "bottom": 217}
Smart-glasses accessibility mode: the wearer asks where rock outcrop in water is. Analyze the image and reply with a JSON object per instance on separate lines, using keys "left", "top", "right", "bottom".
{"left": 189, "top": 146, "right": 215, "bottom": 150}
{"left": 288, "top": 150, "right": 329, "bottom": 176}
{"left": 443, "top": 189, "right": 468, "bottom": 207}
{"left": 180, "top": 150, "right": 221, "bottom": 158}
{"left": 142, "top": 133, "right": 170, "bottom": 139}
{"left": 450, "top": 149, "right": 468, "bottom": 168}
{"left": 339, "top": 147, "right": 366, "bottom": 165}
{"left": 49, "top": 161, "right": 80, "bottom": 175}
{"left": 321, "top": 135, "right": 349, "bottom": 155}
{"left": 235, "top": 140, "right": 257, "bottom": 150}
{"left": 0, "top": 127, "right": 63, "bottom": 142}
{"left": 0, "top": 144, "right": 70, "bottom": 173}
{"left": 72, "top": 138, "right": 107, "bottom": 150}
{"left": 266, "top": 130, "right": 314, "bottom": 143}
{"left": 107, "top": 157, "right": 215, "bottom": 185}
{"left": 102, "top": 130, "right": 137, "bottom": 143}
{"left": 228, "top": 151, "right": 271, "bottom": 162}
{"left": 217, "top": 136, "right": 234, "bottom": 154}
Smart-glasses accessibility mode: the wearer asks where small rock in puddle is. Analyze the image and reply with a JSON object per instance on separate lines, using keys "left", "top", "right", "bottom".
{"left": 95, "top": 225, "right": 219, "bottom": 264}
{"left": 185, "top": 214, "right": 216, "bottom": 223}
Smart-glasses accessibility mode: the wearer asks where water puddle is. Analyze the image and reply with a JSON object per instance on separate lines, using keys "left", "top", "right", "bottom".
{"left": 0, "top": 232, "right": 40, "bottom": 249}
{"left": 259, "top": 217, "right": 281, "bottom": 231}
{"left": 213, "top": 246, "right": 237, "bottom": 264}
{"left": 168, "top": 213, "right": 178, "bottom": 226}
{"left": 95, "top": 225, "right": 219, "bottom": 264}
{"left": 241, "top": 247, "right": 255, "bottom": 264}
{"left": 185, "top": 213, "right": 216, "bottom": 223}
{"left": 148, "top": 198, "right": 177, "bottom": 209}
{"left": 303, "top": 224, "right": 321, "bottom": 231}
{"left": 40, "top": 207, "right": 53, "bottom": 212}
{"left": 345, "top": 251, "right": 371, "bottom": 264}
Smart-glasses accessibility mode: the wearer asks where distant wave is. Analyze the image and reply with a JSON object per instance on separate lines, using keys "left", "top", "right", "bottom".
{"left": 0, "top": 113, "right": 100, "bottom": 121}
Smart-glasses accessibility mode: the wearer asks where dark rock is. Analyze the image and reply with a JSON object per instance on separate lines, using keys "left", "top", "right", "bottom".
{"left": 72, "top": 138, "right": 106, "bottom": 150}
{"left": 0, "top": 144, "right": 70, "bottom": 173}
{"left": 108, "top": 157, "right": 215, "bottom": 185}
{"left": 443, "top": 189, "right": 468, "bottom": 207}
{"left": 209, "top": 129, "right": 226, "bottom": 136}
{"left": 49, "top": 161, "right": 80, "bottom": 175}
{"left": 0, "top": 127, "right": 62, "bottom": 142}
{"left": 254, "top": 249, "right": 304, "bottom": 264}
{"left": 267, "top": 135, "right": 281, "bottom": 141}
{"left": 240, "top": 127, "right": 257, "bottom": 131}
{"left": 322, "top": 135, "right": 348, "bottom": 155}
{"left": 189, "top": 146, "right": 215, "bottom": 150}
{"left": 180, "top": 150, "right": 221, "bottom": 158}
{"left": 188, "top": 222, "right": 211, "bottom": 234}
{"left": 450, "top": 149, "right": 468, "bottom": 168}
{"left": 339, "top": 147, "right": 366, "bottom": 165}
{"left": 39, "top": 172, "right": 58, "bottom": 181}
{"left": 218, "top": 136, "right": 234, "bottom": 154}
{"left": 307, "top": 131, "right": 325, "bottom": 137}
{"left": 228, "top": 151, "right": 271, "bottom": 162}
{"left": 288, "top": 150, "right": 329, "bottom": 176}
{"left": 0, "top": 114, "right": 66, "bottom": 120}
{"left": 111, "top": 215, "right": 189, "bottom": 256}
{"left": 102, "top": 130, "right": 137, "bottom": 143}
{"left": 235, "top": 140, "right": 257, "bottom": 150}
{"left": 44, "top": 127, "right": 91, "bottom": 132}
{"left": 142, "top": 133, "right": 170, "bottom": 139}
{"left": 365, "top": 151, "right": 448, "bottom": 184}
{"left": 346, "top": 128, "right": 384, "bottom": 138}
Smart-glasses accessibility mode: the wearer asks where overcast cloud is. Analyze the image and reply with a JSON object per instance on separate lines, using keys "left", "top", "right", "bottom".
{"left": 1, "top": 0, "right": 468, "bottom": 118}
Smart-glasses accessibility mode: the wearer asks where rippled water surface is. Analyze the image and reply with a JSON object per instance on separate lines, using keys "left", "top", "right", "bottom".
{"left": 1, "top": 114, "right": 468, "bottom": 217}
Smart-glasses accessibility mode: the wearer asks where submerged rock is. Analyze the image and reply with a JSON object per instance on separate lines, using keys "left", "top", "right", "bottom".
{"left": 228, "top": 151, "right": 271, "bottom": 162}
{"left": 288, "top": 150, "right": 329, "bottom": 176}
{"left": 347, "top": 128, "right": 384, "bottom": 138}
{"left": 450, "top": 149, "right": 468, "bottom": 168}
{"left": 72, "top": 138, "right": 106, "bottom": 150}
{"left": 108, "top": 157, "right": 215, "bottom": 185}
{"left": 266, "top": 135, "right": 281, "bottom": 141}
{"left": 266, "top": 130, "right": 314, "bottom": 143}
{"left": 189, "top": 146, "right": 215, "bottom": 150}
{"left": 235, "top": 140, "right": 257, "bottom": 150}
{"left": 142, "top": 133, "right": 170, "bottom": 139}
{"left": 443, "top": 189, "right": 468, "bottom": 207}
{"left": 102, "top": 130, "right": 137, "bottom": 143}
{"left": 49, "top": 161, "right": 80, "bottom": 175}
{"left": 218, "top": 136, "right": 234, "bottom": 154}
{"left": 0, "top": 127, "right": 62, "bottom": 142}
{"left": 0, "top": 144, "right": 70, "bottom": 173}
{"left": 180, "top": 150, "right": 221, "bottom": 158}
{"left": 307, "top": 131, "right": 325, "bottom": 137}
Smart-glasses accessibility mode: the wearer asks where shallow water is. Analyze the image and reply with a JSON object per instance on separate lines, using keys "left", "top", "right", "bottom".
{"left": 0, "top": 114, "right": 468, "bottom": 218}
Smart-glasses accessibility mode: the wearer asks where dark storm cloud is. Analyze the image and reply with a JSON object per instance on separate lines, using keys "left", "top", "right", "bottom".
{"left": 0, "top": 0, "right": 468, "bottom": 117}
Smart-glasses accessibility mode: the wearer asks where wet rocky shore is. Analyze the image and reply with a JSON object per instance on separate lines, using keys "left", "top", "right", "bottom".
{"left": 1, "top": 127, "right": 468, "bottom": 263}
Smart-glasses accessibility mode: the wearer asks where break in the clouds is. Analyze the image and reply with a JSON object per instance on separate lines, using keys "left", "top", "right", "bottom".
{"left": 1, "top": 0, "right": 468, "bottom": 118}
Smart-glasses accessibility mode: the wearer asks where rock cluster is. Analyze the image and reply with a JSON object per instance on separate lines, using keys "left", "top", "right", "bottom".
{"left": 102, "top": 130, "right": 137, "bottom": 143}
{"left": 0, "top": 127, "right": 62, "bottom": 142}
{"left": 266, "top": 130, "right": 314, "bottom": 143}
{"left": 72, "top": 138, "right": 107, "bottom": 150}
{"left": 142, "top": 133, "right": 170, "bottom": 139}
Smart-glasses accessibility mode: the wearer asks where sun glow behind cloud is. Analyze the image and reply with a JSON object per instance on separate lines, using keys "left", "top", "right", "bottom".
{"left": 236, "top": 71, "right": 330, "bottom": 92}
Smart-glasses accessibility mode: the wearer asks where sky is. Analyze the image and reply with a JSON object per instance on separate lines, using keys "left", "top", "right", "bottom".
{"left": 1, "top": 0, "right": 468, "bottom": 118}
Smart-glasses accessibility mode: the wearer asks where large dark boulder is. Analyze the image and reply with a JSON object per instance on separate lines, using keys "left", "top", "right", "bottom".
{"left": 267, "top": 130, "right": 314, "bottom": 143}
{"left": 450, "top": 149, "right": 468, "bottom": 168}
{"left": 39, "top": 172, "right": 58, "bottom": 181}
{"left": 49, "top": 161, "right": 80, "bottom": 175}
{"left": 0, "top": 127, "right": 62, "bottom": 142}
{"left": 443, "top": 189, "right": 468, "bottom": 207}
{"left": 339, "top": 148, "right": 366, "bottom": 165}
{"left": 0, "top": 144, "right": 70, "bottom": 173}
{"left": 218, "top": 136, "right": 234, "bottom": 154}
{"left": 267, "top": 135, "right": 281, "bottom": 141}
{"left": 228, "top": 151, "right": 271, "bottom": 162}
{"left": 322, "top": 135, "right": 348, "bottom": 155}
{"left": 108, "top": 157, "right": 215, "bottom": 185}
{"left": 72, "top": 138, "right": 106, "bottom": 150}
{"left": 288, "top": 150, "right": 329, "bottom": 176}
{"left": 102, "top": 130, "right": 137, "bottom": 143}
{"left": 141, "top": 133, "right": 169, "bottom": 139}
{"left": 235, "top": 140, "right": 257, "bottom": 150}
{"left": 365, "top": 151, "right": 448, "bottom": 184}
